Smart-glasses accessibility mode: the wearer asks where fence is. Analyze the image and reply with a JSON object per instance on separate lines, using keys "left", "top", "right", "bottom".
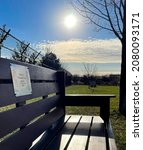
{"left": 0, "top": 26, "right": 42, "bottom": 63}
{"left": 0, "top": 26, "right": 72, "bottom": 85}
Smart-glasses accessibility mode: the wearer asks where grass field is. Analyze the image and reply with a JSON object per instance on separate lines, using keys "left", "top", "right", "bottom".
{"left": 65, "top": 85, "right": 126, "bottom": 150}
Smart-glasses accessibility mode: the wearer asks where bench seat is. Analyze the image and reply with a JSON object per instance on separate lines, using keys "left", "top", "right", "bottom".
{"left": 31, "top": 115, "right": 116, "bottom": 150}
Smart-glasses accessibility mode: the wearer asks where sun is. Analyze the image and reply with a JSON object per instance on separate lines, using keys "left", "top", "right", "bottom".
{"left": 64, "top": 14, "right": 77, "bottom": 29}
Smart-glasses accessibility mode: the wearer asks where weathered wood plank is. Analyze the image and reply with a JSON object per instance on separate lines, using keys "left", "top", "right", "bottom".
{"left": 0, "top": 95, "right": 60, "bottom": 138}
{"left": 67, "top": 116, "right": 92, "bottom": 150}
{"left": 0, "top": 82, "right": 59, "bottom": 106}
{"left": 88, "top": 116, "right": 106, "bottom": 150}
{"left": 0, "top": 108, "right": 64, "bottom": 150}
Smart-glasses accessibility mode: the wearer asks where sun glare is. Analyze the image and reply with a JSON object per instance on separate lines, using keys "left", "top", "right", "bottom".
{"left": 64, "top": 14, "right": 77, "bottom": 29}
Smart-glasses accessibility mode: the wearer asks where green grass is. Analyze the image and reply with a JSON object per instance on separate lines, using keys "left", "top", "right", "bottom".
{"left": 65, "top": 85, "right": 126, "bottom": 150}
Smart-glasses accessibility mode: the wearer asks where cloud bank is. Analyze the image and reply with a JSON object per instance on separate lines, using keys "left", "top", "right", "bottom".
{"left": 36, "top": 38, "right": 121, "bottom": 64}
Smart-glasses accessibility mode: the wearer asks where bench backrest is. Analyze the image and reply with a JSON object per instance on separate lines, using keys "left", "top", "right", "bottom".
{"left": 0, "top": 58, "right": 65, "bottom": 150}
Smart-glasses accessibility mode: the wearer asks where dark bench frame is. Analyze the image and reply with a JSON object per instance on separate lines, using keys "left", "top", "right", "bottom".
{"left": 0, "top": 58, "right": 116, "bottom": 150}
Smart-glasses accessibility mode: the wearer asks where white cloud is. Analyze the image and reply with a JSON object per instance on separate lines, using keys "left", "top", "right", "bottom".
{"left": 36, "top": 38, "right": 121, "bottom": 64}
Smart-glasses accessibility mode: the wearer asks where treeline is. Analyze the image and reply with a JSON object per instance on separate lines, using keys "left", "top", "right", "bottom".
{"left": 72, "top": 74, "right": 120, "bottom": 86}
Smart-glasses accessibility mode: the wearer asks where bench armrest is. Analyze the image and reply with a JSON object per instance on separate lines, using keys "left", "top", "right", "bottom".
{"left": 65, "top": 94, "right": 115, "bottom": 125}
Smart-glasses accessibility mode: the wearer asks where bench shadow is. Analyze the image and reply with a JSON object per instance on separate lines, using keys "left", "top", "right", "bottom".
{"left": 46, "top": 122, "right": 109, "bottom": 150}
{"left": 31, "top": 119, "right": 114, "bottom": 150}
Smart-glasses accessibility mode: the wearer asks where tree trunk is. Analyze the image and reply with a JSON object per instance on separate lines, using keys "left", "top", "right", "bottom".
{"left": 119, "top": 38, "right": 126, "bottom": 116}
{"left": 119, "top": 0, "right": 126, "bottom": 116}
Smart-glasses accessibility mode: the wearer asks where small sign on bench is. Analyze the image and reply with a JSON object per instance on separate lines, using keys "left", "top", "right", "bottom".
{"left": 10, "top": 63, "right": 32, "bottom": 97}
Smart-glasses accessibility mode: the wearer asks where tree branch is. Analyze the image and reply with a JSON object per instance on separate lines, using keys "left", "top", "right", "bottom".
{"left": 72, "top": 0, "right": 114, "bottom": 31}
{"left": 112, "top": 0, "right": 123, "bottom": 35}
{"left": 91, "top": 0, "right": 106, "bottom": 8}
{"left": 86, "top": 15, "right": 113, "bottom": 32}
{"left": 71, "top": 0, "right": 124, "bottom": 40}
{"left": 117, "top": 0, "right": 124, "bottom": 22}
{"left": 77, "top": 0, "right": 109, "bottom": 22}
{"left": 120, "top": 0, "right": 124, "bottom": 9}
{"left": 104, "top": 0, "right": 122, "bottom": 41}
{"left": 85, "top": 0, "right": 108, "bottom": 18}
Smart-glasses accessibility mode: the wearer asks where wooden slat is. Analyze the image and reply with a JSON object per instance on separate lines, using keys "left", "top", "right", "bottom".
{"left": 0, "top": 58, "right": 56, "bottom": 80}
{"left": 0, "top": 108, "right": 64, "bottom": 150}
{"left": 88, "top": 116, "right": 106, "bottom": 150}
{"left": 0, "top": 95, "right": 60, "bottom": 138}
{"left": 45, "top": 115, "right": 82, "bottom": 150}
{"left": 59, "top": 115, "right": 81, "bottom": 149}
{"left": 107, "top": 121, "right": 117, "bottom": 150}
{"left": 0, "top": 82, "right": 59, "bottom": 106}
{"left": 67, "top": 116, "right": 92, "bottom": 150}
{"left": 66, "top": 94, "right": 115, "bottom": 98}
{"left": 30, "top": 116, "right": 70, "bottom": 150}
{"left": 65, "top": 94, "right": 115, "bottom": 106}
{"left": 31, "top": 116, "right": 116, "bottom": 150}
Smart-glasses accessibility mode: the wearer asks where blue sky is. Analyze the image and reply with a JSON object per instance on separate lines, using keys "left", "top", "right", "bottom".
{"left": 0, "top": 0, "right": 121, "bottom": 75}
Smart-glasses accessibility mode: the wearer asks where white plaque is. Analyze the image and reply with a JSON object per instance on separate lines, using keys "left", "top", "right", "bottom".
{"left": 10, "top": 63, "right": 32, "bottom": 97}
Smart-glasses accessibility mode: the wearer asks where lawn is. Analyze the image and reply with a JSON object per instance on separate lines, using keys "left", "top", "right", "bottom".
{"left": 65, "top": 85, "right": 126, "bottom": 150}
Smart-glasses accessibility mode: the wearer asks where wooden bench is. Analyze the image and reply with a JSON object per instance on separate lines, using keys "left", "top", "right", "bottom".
{"left": 0, "top": 58, "right": 117, "bottom": 150}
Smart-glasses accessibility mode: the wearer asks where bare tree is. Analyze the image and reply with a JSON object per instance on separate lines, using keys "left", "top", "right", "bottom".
{"left": 83, "top": 63, "right": 96, "bottom": 76}
{"left": 83, "top": 63, "right": 97, "bottom": 87}
{"left": 71, "top": 0, "right": 126, "bottom": 115}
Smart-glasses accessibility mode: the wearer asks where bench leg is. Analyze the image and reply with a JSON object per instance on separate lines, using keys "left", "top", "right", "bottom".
{"left": 100, "top": 98, "right": 110, "bottom": 125}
